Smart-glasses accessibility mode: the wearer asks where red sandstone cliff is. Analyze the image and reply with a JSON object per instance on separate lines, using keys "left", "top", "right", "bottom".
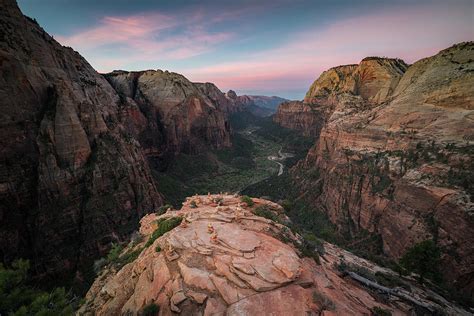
{"left": 0, "top": 0, "right": 164, "bottom": 282}
{"left": 104, "top": 71, "right": 232, "bottom": 158}
{"left": 274, "top": 57, "right": 408, "bottom": 137}
{"left": 273, "top": 101, "right": 326, "bottom": 137}
{"left": 276, "top": 43, "right": 474, "bottom": 296}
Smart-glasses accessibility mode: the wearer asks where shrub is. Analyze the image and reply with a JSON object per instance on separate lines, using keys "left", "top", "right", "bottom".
{"left": 157, "top": 204, "right": 173, "bottom": 215}
{"left": 374, "top": 272, "right": 406, "bottom": 289}
{"left": 303, "top": 232, "right": 325, "bottom": 256}
{"left": 190, "top": 200, "right": 197, "bottom": 208}
{"left": 0, "top": 260, "right": 74, "bottom": 315}
{"left": 141, "top": 302, "right": 159, "bottom": 316}
{"left": 240, "top": 195, "right": 254, "bottom": 206}
{"left": 335, "top": 260, "right": 375, "bottom": 281}
{"left": 100, "top": 243, "right": 144, "bottom": 270}
{"left": 399, "top": 240, "right": 441, "bottom": 284}
{"left": 281, "top": 199, "right": 292, "bottom": 212}
{"left": 254, "top": 205, "right": 280, "bottom": 223}
{"left": 155, "top": 245, "right": 161, "bottom": 253}
{"left": 145, "top": 217, "right": 182, "bottom": 248}
{"left": 107, "top": 243, "right": 123, "bottom": 262}
{"left": 294, "top": 234, "right": 321, "bottom": 264}
{"left": 117, "top": 247, "right": 143, "bottom": 267}
{"left": 312, "top": 291, "right": 335, "bottom": 311}
{"left": 370, "top": 306, "right": 392, "bottom": 316}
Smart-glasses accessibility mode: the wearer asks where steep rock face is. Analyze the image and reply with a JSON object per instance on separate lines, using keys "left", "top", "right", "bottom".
{"left": 275, "top": 58, "right": 408, "bottom": 138}
{"left": 304, "top": 64, "right": 358, "bottom": 105}
{"left": 80, "top": 194, "right": 452, "bottom": 316}
{"left": 0, "top": 0, "right": 163, "bottom": 283}
{"left": 104, "top": 71, "right": 232, "bottom": 157}
{"left": 292, "top": 43, "right": 474, "bottom": 296}
{"left": 273, "top": 101, "right": 326, "bottom": 137}
{"left": 194, "top": 82, "right": 238, "bottom": 115}
{"left": 304, "top": 58, "right": 408, "bottom": 105}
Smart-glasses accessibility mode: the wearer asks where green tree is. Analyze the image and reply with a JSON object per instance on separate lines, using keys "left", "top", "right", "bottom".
{"left": 0, "top": 259, "right": 73, "bottom": 315}
{"left": 141, "top": 302, "right": 159, "bottom": 316}
{"left": 399, "top": 240, "right": 441, "bottom": 284}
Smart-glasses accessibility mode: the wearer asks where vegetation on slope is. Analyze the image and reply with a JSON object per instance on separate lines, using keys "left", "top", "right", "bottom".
{"left": 0, "top": 260, "right": 76, "bottom": 315}
{"left": 157, "top": 111, "right": 312, "bottom": 207}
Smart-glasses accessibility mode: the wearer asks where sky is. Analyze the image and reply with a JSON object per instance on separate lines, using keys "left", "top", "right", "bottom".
{"left": 17, "top": 0, "right": 473, "bottom": 99}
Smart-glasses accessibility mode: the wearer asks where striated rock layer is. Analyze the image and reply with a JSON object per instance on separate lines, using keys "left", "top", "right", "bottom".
{"left": 274, "top": 57, "right": 408, "bottom": 137}
{"left": 0, "top": 0, "right": 269, "bottom": 284}
{"left": 0, "top": 0, "right": 164, "bottom": 283}
{"left": 104, "top": 71, "right": 232, "bottom": 159}
{"left": 277, "top": 43, "right": 474, "bottom": 296}
{"left": 273, "top": 101, "right": 326, "bottom": 137}
{"left": 80, "top": 194, "right": 470, "bottom": 315}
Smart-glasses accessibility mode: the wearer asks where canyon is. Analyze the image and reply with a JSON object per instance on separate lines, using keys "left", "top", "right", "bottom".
{"left": 0, "top": 0, "right": 277, "bottom": 287}
{"left": 274, "top": 43, "right": 474, "bottom": 298}
{"left": 0, "top": 0, "right": 473, "bottom": 314}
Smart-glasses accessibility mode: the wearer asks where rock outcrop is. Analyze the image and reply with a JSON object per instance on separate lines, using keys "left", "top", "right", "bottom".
{"left": 304, "top": 58, "right": 407, "bottom": 105}
{"left": 273, "top": 101, "right": 326, "bottom": 137}
{"left": 79, "top": 194, "right": 470, "bottom": 315}
{"left": 278, "top": 43, "right": 474, "bottom": 296}
{"left": 0, "top": 0, "right": 164, "bottom": 283}
{"left": 104, "top": 71, "right": 232, "bottom": 157}
{"left": 274, "top": 58, "right": 408, "bottom": 137}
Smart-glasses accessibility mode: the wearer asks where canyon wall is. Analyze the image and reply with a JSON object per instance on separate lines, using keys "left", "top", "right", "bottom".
{"left": 0, "top": 0, "right": 164, "bottom": 283}
{"left": 274, "top": 57, "right": 408, "bottom": 137}
{"left": 0, "top": 0, "right": 232, "bottom": 284}
{"left": 278, "top": 43, "right": 474, "bottom": 295}
{"left": 104, "top": 71, "right": 232, "bottom": 163}
{"left": 273, "top": 101, "right": 326, "bottom": 137}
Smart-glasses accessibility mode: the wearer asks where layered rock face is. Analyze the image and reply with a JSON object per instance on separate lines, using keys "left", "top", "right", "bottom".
{"left": 80, "top": 194, "right": 464, "bottom": 315}
{"left": 273, "top": 101, "right": 326, "bottom": 137}
{"left": 104, "top": 71, "right": 232, "bottom": 158}
{"left": 0, "top": 0, "right": 165, "bottom": 282}
{"left": 274, "top": 58, "right": 408, "bottom": 137}
{"left": 304, "top": 58, "right": 407, "bottom": 105}
{"left": 287, "top": 43, "right": 474, "bottom": 295}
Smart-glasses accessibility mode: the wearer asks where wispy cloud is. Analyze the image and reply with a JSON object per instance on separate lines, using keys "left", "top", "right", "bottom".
{"left": 183, "top": 3, "right": 473, "bottom": 98}
{"left": 52, "top": 1, "right": 472, "bottom": 99}
{"left": 56, "top": 10, "right": 234, "bottom": 71}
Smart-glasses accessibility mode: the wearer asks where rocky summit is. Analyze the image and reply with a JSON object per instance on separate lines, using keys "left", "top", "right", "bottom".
{"left": 78, "top": 194, "right": 469, "bottom": 315}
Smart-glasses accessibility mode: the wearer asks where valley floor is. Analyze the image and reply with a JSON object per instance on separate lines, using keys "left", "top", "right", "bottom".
{"left": 157, "top": 113, "right": 309, "bottom": 207}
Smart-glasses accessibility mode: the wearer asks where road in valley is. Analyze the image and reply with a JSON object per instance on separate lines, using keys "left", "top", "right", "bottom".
{"left": 267, "top": 147, "right": 294, "bottom": 176}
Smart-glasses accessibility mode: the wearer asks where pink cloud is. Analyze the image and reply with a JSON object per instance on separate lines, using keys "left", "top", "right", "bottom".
{"left": 57, "top": 13, "right": 176, "bottom": 49}
{"left": 53, "top": 2, "right": 472, "bottom": 98}
{"left": 183, "top": 3, "right": 473, "bottom": 96}
{"left": 55, "top": 11, "right": 233, "bottom": 70}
